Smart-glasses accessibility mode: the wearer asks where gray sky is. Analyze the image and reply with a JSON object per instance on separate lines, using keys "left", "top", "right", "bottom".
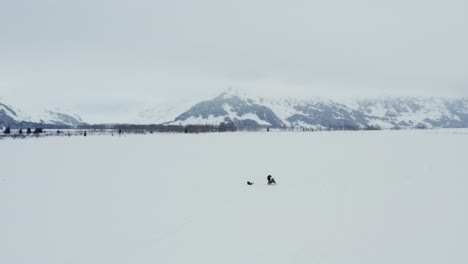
{"left": 1, "top": 0, "right": 467, "bottom": 114}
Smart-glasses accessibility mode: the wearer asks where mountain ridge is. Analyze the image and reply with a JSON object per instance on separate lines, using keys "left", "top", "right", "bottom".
{"left": 0, "top": 100, "right": 85, "bottom": 129}
{"left": 3, "top": 90, "right": 468, "bottom": 129}
{"left": 150, "top": 90, "right": 468, "bottom": 129}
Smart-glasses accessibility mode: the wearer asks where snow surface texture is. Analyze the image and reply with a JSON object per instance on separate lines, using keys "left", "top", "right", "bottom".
{"left": 1, "top": 130, "right": 468, "bottom": 264}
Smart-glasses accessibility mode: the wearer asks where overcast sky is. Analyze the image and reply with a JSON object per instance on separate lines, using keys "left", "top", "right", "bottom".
{"left": 1, "top": 0, "right": 467, "bottom": 114}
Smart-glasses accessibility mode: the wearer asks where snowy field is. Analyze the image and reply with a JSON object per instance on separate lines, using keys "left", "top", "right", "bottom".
{"left": 1, "top": 129, "right": 468, "bottom": 264}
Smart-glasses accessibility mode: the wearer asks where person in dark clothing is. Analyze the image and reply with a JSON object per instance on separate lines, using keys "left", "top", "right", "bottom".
{"left": 247, "top": 181, "right": 254, "bottom": 185}
{"left": 267, "top": 175, "right": 276, "bottom": 185}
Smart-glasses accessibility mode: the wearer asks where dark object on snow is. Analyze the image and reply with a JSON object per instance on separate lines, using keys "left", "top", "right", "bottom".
{"left": 267, "top": 175, "right": 276, "bottom": 185}
{"left": 247, "top": 181, "right": 254, "bottom": 185}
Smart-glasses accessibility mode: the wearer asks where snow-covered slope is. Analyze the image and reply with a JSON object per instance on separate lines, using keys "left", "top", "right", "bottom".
{"left": 0, "top": 101, "right": 32, "bottom": 123}
{"left": 259, "top": 96, "right": 379, "bottom": 128}
{"left": 170, "top": 89, "right": 283, "bottom": 127}
{"left": 0, "top": 99, "right": 85, "bottom": 128}
{"left": 7, "top": 90, "right": 464, "bottom": 129}
{"left": 150, "top": 89, "right": 468, "bottom": 129}
{"left": 134, "top": 99, "right": 200, "bottom": 125}
{"left": 348, "top": 97, "right": 468, "bottom": 128}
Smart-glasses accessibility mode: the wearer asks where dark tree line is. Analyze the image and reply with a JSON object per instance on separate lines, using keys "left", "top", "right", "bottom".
{"left": 1, "top": 122, "right": 394, "bottom": 140}
{"left": 82, "top": 122, "right": 239, "bottom": 134}
{"left": 3, "top": 127, "right": 45, "bottom": 135}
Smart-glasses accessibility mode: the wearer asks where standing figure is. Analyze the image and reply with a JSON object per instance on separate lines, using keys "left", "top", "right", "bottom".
{"left": 267, "top": 175, "right": 276, "bottom": 185}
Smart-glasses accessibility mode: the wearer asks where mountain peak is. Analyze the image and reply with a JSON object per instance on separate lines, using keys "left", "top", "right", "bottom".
{"left": 216, "top": 88, "right": 249, "bottom": 100}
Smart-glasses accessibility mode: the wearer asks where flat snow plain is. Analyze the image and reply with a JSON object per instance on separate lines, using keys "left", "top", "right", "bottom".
{"left": 1, "top": 129, "right": 468, "bottom": 264}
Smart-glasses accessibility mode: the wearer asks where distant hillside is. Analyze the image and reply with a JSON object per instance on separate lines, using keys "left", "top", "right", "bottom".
{"left": 137, "top": 89, "right": 468, "bottom": 129}
{"left": 0, "top": 100, "right": 85, "bottom": 129}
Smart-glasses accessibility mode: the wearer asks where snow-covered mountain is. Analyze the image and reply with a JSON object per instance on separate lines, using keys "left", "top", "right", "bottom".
{"left": 0, "top": 100, "right": 85, "bottom": 129}
{"left": 134, "top": 99, "right": 200, "bottom": 125}
{"left": 171, "top": 90, "right": 284, "bottom": 127}
{"left": 137, "top": 89, "right": 468, "bottom": 129}
{"left": 3, "top": 91, "right": 468, "bottom": 129}
{"left": 349, "top": 97, "right": 468, "bottom": 129}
